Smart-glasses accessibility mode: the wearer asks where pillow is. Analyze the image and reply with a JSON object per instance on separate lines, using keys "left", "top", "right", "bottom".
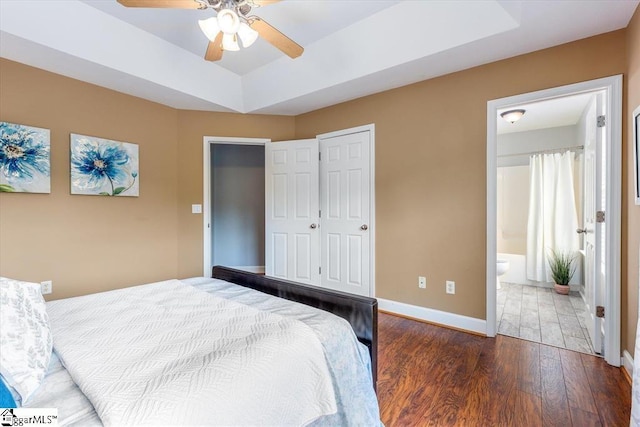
{"left": 0, "top": 377, "right": 16, "bottom": 408}
{"left": 0, "top": 277, "right": 52, "bottom": 405}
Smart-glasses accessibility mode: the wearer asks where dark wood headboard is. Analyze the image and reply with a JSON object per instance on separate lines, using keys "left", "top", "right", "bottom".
{"left": 211, "top": 266, "right": 378, "bottom": 387}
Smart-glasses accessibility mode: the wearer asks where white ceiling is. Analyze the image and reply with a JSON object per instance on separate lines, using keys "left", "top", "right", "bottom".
{"left": 79, "top": 1, "right": 402, "bottom": 76}
{"left": 0, "top": 0, "right": 638, "bottom": 116}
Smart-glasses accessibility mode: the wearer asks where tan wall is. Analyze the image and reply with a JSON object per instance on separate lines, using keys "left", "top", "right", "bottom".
{"left": 295, "top": 30, "right": 627, "bottom": 321}
{"left": 625, "top": 7, "right": 640, "bottom": 357}
{"left": 0, "top": 59, "right": 179, "bottom": 299}
{"left": 175, "top": 111, "right": 295, "bottom": 278}
{"left": 0, "top": 59, "right": 295, "bottom": 299}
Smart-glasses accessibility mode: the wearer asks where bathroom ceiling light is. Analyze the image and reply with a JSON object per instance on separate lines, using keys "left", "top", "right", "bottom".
{"left": 500, "top": 109, "right": 526, "bottom": 123}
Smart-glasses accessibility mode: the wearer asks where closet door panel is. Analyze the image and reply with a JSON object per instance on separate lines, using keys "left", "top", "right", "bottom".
{"left": 320, "top": 131, "right": 371, "bottom": 297}
{"left": 265, "top": 139, "right": 320, "bottom": 285}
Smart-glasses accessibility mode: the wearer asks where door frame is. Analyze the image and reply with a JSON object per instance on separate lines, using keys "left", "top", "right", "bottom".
{"left": 485, "top": 75, "right": 622, "bottom": 366}
{"left": 202, "top": 136, "right": 270, "bottom": 277}
{"left": 317, "top": 124, "right": 376, "bottom": 297}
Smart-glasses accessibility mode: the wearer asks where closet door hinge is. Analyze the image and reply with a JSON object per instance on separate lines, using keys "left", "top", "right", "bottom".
{"left": 596, "top": 211, "right": 605, "bottom": 223}
{"left": 597, "top": 115, "right": 606, "bottom": 128}
{"left": 319, "top": 152, "right": 321, "bottom": 161}
{"left": 319, "top": 266, "right": 321, "bottom": 275}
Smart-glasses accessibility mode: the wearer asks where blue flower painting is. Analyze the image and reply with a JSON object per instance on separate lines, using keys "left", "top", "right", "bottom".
{"left": 71, "top": 134, "right": 139, "bottom": 197}
{"left": 0, "top": 122, "right": 51, "bottom": 193}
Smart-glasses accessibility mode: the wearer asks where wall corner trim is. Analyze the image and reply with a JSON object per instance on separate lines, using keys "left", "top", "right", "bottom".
{"left": 377, "top": 298, "right": 487, "bottom": 335}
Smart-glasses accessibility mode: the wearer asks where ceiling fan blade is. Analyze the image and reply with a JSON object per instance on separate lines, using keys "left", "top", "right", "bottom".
{"left": 204, "top": 33, "right": 224, "bottom": 62}
{"left": 117, "top": 0, "right": 203, "bottom": 9}
{"left": 250, "top": 18, "right": 303, "bottom": 59}
{"left": 251, "top": 0, "right": 282, "bottom": 5}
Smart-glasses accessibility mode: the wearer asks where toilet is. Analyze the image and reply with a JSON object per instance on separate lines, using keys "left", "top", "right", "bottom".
{"left": 496, "top": 259, "right": 510, "bottom": 290}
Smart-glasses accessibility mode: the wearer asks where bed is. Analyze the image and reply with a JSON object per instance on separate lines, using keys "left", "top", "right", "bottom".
{"left": 0, "top": 267, "right": 380, "bottom": 426}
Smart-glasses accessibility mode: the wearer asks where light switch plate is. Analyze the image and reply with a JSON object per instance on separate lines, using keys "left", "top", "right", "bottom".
{"left": 191, "top": 204, "right": 202, "bottom": 214}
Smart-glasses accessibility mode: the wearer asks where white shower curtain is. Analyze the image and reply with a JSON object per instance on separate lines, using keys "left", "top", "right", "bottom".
{"left": 526, "top": 151, "right": 580, "bottom": 282}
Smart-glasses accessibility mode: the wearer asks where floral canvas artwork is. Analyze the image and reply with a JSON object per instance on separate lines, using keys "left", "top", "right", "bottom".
{"left": 71, "top": 134, "right": 139, "bottom": 197}
{"left": 0, "top": 122, "right": 51, "bottom": 193}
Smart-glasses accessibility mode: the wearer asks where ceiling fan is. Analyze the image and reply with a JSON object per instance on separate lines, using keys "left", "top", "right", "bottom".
{"left": 116, "top": 0, "right": 304, "bottom": 62}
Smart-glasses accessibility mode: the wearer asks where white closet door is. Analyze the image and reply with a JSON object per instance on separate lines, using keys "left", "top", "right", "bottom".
{"left": 265, "top": 139, "right": 320, "bottom": 285}
{"left": 320, "top": 130, "right": 371, "bottom": 297}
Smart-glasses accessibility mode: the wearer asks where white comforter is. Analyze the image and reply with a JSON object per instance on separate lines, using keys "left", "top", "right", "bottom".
{"left": 46, "top": 279, "right": 337, "bottom": 426}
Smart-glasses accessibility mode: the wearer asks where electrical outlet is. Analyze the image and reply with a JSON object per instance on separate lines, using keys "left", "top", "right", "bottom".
{"left": 418, "top": 276, "right": 426, "bottom": 289}
{"left": 40, "top": 280, "right": 52, "bottom": 295}
{"left": 446, "top": 280, "right": 455, "bottom": 295}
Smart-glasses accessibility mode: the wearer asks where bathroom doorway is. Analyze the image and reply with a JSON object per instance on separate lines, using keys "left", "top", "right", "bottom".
{"left": 486, "top": 76, "right": 622, "bottom": 367}
{"left": 496, "top": 93, "right": 591, "bottom": 354}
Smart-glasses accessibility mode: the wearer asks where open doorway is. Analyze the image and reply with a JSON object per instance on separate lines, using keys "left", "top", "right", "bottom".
{"left": 211, "top": 144, "right": 265, "bottom": 271}
{"left": 486, "top": 75, "right": 622, "bottom": 367}
{"left": 494, "top": 93, "right": 595, "bottom": 354}
{"left": 202, "top": 137, "right": 269, "bottom": 276}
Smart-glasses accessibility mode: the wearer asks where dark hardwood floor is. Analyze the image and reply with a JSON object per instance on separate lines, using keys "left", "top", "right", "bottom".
{"left": 377, "top": 312, "right": 631, "bottom": 426}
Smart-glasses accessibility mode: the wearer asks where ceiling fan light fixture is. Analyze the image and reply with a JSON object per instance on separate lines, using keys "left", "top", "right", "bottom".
{"left": 500, "top": 109, "right": 526, "bottom": 124}
{"left": 222, "top": 32, "right": 240, "bottom": 51}
{"left": 198, "top": 17, "right": 220, "bottom": 42}
{"left": 217, "top": 8, "right": 240, "bottom": 34}
{"left": 237, "top": 22, "right": 259, "bottom": 48}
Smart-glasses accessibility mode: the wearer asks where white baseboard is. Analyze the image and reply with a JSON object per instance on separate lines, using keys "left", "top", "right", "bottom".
{"left": 378, "top": 298, "right": 487, "bottom": 335}
{"left": 623, "top": 350, "right": 634, "bottom": 379}
{"left": 232, "top": 266, "right": 265, "bottom": 274}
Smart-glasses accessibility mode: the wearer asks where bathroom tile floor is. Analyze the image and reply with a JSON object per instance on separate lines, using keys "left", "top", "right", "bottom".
{"left": 496, "top": 281, "right": 596, "bottom": 355}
